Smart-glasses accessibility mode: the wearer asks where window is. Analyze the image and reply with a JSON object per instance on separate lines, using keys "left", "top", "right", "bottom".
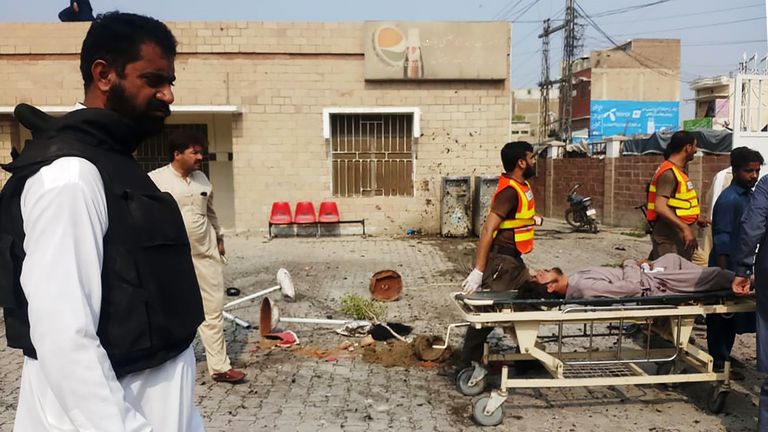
{"left": 328, "top": 112, "right": 415, "bottom": 197}
{"left": 136, "top": 124, "right": 210, "bottom": 176}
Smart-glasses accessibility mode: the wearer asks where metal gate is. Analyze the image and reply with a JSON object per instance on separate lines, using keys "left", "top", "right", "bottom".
{"left": 329, "top": 113, "right": 414, "bottom": 197}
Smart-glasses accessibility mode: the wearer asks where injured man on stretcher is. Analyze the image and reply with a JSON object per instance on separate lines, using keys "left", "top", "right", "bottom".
{"left": 525, "top": 253, "right": 736, "bottom": 300}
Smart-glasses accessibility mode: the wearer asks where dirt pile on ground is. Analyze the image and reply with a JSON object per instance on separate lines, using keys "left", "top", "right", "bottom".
{"left": 361, "top": 335, "right": 452, "bottom": 368}
{"left": 362, "top": 340, "right": 421, "bottom": 368}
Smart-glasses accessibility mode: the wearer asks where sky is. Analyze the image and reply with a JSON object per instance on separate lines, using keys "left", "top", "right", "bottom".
{"left": 1, "top": 0, "right": 766, "bottom": 120}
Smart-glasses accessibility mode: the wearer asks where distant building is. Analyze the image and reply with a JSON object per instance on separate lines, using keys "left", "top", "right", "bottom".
{"left": 568, "top": 39, "right": 681, "bottom": 141}
{"left": 511, "top": 87, "right": 559, "bottom": 141}
{"left": 688, "top": 75, "right": 733, "bottom": 130}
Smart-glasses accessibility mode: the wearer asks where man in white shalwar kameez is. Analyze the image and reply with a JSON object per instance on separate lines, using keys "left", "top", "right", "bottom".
{"left": 149, "top": 131, "right": 246, "bottom": 383}
{"left": 1, "top": 12, "right": 205, "bottom": 431}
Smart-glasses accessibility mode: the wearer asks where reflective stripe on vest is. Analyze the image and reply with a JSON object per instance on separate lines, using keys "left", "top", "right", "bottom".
{"left": 646, "top": 160, "right": 700, "bottom": 224}
{"left": 492, "top": 176, "right": 536, "bottom": 254}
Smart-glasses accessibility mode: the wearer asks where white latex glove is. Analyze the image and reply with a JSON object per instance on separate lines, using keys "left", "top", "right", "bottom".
{"left": 462, "top": 268, "right": 484, "bottom": 295}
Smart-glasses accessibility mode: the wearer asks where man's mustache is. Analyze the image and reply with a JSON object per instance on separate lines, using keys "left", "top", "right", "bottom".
{"left": 147, "top": 100, "right": 171, "bottom": 117}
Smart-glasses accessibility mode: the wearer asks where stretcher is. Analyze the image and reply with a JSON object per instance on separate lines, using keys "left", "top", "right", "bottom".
{"left": 439, "top": 289, "right": 756, "bottom": 426}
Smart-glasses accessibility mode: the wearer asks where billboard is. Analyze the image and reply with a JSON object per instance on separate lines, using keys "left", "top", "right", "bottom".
{"left": 589, "top": 100, "right": 679, "bottom": 141}
{"left": 363, "top": 21, "right": 509, "bottom": 81}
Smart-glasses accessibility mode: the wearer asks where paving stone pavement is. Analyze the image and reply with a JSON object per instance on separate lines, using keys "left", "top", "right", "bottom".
{"left": 0, "top": 224, "right": 762, "bottom": 431}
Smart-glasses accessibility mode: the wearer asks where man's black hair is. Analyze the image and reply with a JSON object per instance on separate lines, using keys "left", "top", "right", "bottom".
{"left": 80, "top": 11, "right": 177, "bottom": 90}
{"left": 167, "top": 130, "right": 207, "bottom": 161}
{"left": 500, "top": 141, "right": 534, "bottom": 172}
{"left": 664, "top": 131, "right": 696, "bottom": 159}
{"left": 731, "top": 146, "right": 764, "bottom": 170}
{"left": 515, "top": 280, "right": 564, "bottom": 300}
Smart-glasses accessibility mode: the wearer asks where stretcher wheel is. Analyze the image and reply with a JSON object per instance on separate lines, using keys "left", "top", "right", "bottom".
{"left": 472, "top": 396, "right": 504, "bottom": 426}
{"left": 707, "top": 388, "right": 729, "bottom": 413}
{"left": 456, "top": 367, "right": 486, "bottom": 396}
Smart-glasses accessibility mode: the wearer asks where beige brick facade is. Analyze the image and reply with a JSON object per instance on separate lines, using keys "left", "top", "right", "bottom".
{"left": 0, "top": 21, "right": 511, "bottom": 235}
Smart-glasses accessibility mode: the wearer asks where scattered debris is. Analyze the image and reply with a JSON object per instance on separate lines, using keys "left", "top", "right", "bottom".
{"left": 262, "top": 330, "right": 299, "bottom": 347}
{"left": 369, "top": 270, "right": 403, "bottom": 301}
{"left": 335, "top": 320, "right": 373, "bottom": 337}
{"left": 360, "top": 335, "right": 376, "bottom": 347}
{"left": 413, "top": 335, "right": 451, "bottom": 362}
{"left": 361, "top": 340, "right": 419, "bottom": 368}
{"left": 370, "top": 323, "right": 413, "bottom": 341}
{"left": 340, "top": 293, "right": 386, "bottom": 321}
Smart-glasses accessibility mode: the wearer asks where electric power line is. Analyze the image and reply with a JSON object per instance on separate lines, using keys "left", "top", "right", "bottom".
{"left": 575, "top": 1, "right": 698, "bottom": 83}
{"left": 682, "top": 39, "right": 766, "bottom": 47}
{"left": 612, "top": 17, "right": 764, "bottom": 37}
{"left": 595, "top": 2, "right": 763, "bottom": 25}
{"left": 493, "top": 0, "right": 524, "bottom": 20}
{"left": 589, "top": 0, "right": 673, "bottom": 18}
{"left": 506, "top": 0, "right": 544, "bottom": 22}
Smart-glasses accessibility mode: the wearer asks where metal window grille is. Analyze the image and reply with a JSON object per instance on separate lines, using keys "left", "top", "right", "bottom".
{"left": 329, "top": 113, "right": 414, "bottom": 197}
{"left": 136, "top": 124, "right": 210, "bottom": 176}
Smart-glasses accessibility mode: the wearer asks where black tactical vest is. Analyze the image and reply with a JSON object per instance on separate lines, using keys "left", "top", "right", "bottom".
{"left": 0, "top": 105, "right": 204, "bottom": 377}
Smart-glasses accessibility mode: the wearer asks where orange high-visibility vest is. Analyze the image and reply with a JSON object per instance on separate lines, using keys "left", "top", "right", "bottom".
{"left": 646, "top": 160, "right": 700, "bottom": 225}
{"left": 492, "top": 176, "right": 536, "bottom": 254}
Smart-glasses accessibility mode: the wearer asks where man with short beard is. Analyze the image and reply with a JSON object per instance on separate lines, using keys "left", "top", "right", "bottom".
{"left": 0, "top": 12, "right": 205, "bottom": 431}
{"left": 646, "top": 131, "right": 710, "bottom": 261}
{"left": 452, "top": 141, "right": 542, "bottom": 373}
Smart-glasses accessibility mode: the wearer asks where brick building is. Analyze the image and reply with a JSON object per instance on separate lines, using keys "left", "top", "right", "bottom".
{"left": 0, "top": 20, "right": 512, "bottom": 235}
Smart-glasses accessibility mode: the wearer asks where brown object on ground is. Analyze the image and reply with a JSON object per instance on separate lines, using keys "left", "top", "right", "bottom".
{"left": 413, "top": 335, "right": 452, "bottom": 362}
{"left": 259, "top": 298, "right": 273, "bottom": 336}
{"left": 369, "top": 270, "right": 403, "bottom": 301}
{"left": 211, "top": 368, "right": 246, "bottom": 384}
{"left": 361, "top": 340, "right": 420, "bottom": 368}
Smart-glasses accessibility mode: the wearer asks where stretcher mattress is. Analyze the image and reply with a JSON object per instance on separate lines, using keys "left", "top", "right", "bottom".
{"left": 460, "top": 289, "right": 745, "bottom": 307}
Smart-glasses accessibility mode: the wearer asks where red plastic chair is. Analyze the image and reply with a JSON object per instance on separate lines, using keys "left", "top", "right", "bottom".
{"left": 293, "top": 201, "right": 317, "bottom": 224}
{"left": 269, "top": 202, "right": 292, "bottom": 224}
{"left": 318, "top": 201, "right": 341, "bottom": 223}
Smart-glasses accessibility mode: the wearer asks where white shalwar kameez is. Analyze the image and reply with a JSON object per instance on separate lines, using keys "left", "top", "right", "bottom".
{"left": 12, "top": 157, "right": 204, "bottom": 432}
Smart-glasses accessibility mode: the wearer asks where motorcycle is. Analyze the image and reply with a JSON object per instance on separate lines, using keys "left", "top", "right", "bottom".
{"left": 564, "top": 183, "right": 599, "bottom": 233}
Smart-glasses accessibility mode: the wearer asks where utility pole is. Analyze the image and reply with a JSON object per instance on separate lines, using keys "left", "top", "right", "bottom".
{"left": 559, "top": 0, "right": 576, "bottom": 145}
{"left": 538, "top": 18, "right": 552, "bottom": 143}
{"left": 538, "top": 0, "right": 580, "bottom": 144}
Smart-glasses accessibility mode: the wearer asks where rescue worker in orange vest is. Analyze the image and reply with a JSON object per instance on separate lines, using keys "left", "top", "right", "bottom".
{"left": 454, "top": 141, "right": 542, "bottom": 373}
{"left": 647, "top": 131, "right": 710, "bottom": 261}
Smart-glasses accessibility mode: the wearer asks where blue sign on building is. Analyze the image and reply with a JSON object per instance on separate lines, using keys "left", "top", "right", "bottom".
{"left": 589, "top": 100, "right": 679, "bottom": 141}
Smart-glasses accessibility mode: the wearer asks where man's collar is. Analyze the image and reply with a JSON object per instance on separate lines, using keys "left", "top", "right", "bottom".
{"left": 729, "top": 181, "right": 751, "bottom": 195}
{"left": 169, "top": 163, "right": 187, "bottom": 178}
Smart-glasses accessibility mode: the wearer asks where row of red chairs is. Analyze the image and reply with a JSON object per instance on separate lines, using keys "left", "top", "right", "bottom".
{"left": 269, "top": 201, "right": 340, "bottom": 224}
{"left": 269, "top": 201, "right": 366, "bottom": 238}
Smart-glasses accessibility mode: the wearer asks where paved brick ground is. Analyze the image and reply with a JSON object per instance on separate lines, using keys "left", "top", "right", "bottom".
{"left": 0, "top": 222, "right": 761, "bottom": 431}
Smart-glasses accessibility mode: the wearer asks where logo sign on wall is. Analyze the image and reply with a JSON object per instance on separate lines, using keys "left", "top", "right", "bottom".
{"left": 363, "top": 21, "right": 509, "bottom": 81}
{"left": 589, "top": 100, "right": 679, "bottom": 141}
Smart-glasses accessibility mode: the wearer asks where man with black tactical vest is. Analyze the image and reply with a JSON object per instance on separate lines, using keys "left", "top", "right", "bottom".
{"left": 646, "top": 131, "right": 710, "bottom": 261}
{"left": 0, "top": 12, "right": 205, "bottom": 431}
{"left": 454, "top": 141, "right": 542, "bottom": 373}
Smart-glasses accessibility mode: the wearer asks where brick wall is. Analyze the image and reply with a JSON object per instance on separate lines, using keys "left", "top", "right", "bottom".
{"left": 550, "top": 157, "right": 605, "bottom": 218}
{"left": 612, "top": 155, "right": 662, "bottom": 227}
{"left": 534, "top": 153, "right": 731, "bottom": 229}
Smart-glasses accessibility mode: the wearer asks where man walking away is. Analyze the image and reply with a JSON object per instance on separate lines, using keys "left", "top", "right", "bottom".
{"left": 150, "top": 130, "right": 246, "bottom": 384}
